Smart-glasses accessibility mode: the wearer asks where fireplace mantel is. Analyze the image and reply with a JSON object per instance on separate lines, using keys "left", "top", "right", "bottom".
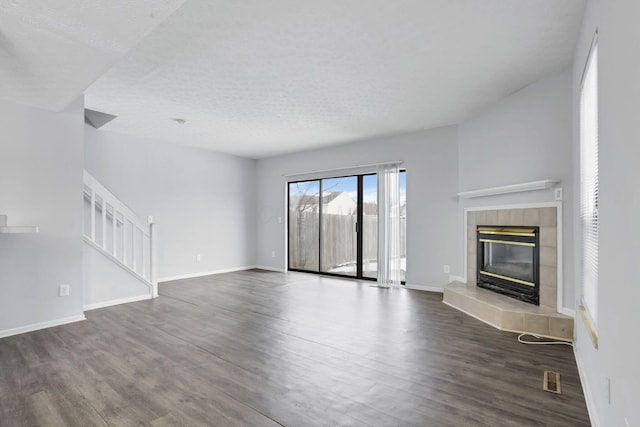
{"left": 457, "top": 180, "right": 560, "bottom": 199}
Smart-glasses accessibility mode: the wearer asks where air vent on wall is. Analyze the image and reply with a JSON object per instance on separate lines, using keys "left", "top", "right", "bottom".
{"left": 84, "top": 109, "right": 117, "bottom": 129}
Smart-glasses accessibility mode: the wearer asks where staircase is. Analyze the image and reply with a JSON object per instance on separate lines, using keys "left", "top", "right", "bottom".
{"left": 82, "top": 171, "right": 157, "bottom": 310}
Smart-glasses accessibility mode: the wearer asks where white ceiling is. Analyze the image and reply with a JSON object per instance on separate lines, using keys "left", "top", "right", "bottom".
{"left": 3, "top": 1, "right": 586, "bottom": 158}
{"left": 0, "top": 0, "right": 186, "bottom": 111}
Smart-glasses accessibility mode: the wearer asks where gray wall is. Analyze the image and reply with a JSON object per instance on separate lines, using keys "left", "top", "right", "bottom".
{"left": 0, "top": 98, "right": 85, "bottom": 333}
{"left": 84, "top": 127, "right": 257, "bottom": 280}
{"left": 459, "top": 69, "right": 573, "bottom": 195}
{"left": 255, "top": 126, "right": 459, "bottom": 288}
{"left": 458, "top": 69, "right": 575, "bottom": 310}
{"left": 83, "top": 242, "right": 151, "bottom": 308}
{"left": 571, "top": 1, "right": 640, "bottom": 425}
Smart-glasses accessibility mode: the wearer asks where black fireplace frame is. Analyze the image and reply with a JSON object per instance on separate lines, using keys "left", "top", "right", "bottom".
{"left": 476, "top": 225, "right": 540, "bottom": 305}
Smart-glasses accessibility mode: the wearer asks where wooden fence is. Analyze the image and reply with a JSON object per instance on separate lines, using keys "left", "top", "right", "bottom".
{"left": 289, "top": 211, "right": 406, "bottom": 271}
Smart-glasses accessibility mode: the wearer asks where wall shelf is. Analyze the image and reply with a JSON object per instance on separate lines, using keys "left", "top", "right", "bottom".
{"left": 457, "top": 180, "right": 560, "bottom": 199}
{"left": 0, "top": 215, "right": 39, "bottom": 234}
{"left": 0, "top": 226, "right": 40, "bottom": 234}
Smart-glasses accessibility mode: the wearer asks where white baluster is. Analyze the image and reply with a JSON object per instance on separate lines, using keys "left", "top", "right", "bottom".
{"left": 90, "top": 189, "right": 96, "bottom": 242}
{"left": 102, "top": 201, "right": 107, "bottom": 250}
{"left": 141, "top": 233, "right": 146, "bottom": 279}
{"left": 113, "top": 209, "right": 118, "bottom": 259}
{"left": 123, "top": 219, "right": 128, "bottom": 267}
{"left": 83, "top": 171, "right": 156, "bottom": 293}
{"left": 133, "top": 226, "right": 138, "bottom": 273}
{"left": 151, "top": 222, "right": 158, "bottom": 297}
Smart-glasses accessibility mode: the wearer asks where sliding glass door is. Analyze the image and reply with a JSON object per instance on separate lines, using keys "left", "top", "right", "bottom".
{"left": 288, "top": 180, "right": 320, "bottom": 271}
{"left": 320, "top": 176, "right": 358, "bottom": 276}
{"left": 362, "top": 174, "right": 378, "bottom": 279}
{"left": 400, "top": 171, "right": 406, "bottom": 281}
{"left": 288, "top": 172, "right": 406, "bottom": 281}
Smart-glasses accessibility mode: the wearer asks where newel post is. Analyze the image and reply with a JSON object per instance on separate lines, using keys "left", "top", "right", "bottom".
{"left": 148, "top": 215, "right": 159, "bottom": 298}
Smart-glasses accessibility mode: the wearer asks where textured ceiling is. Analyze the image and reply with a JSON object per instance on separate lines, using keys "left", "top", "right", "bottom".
{"left": 0, "top": 0, "right": 186, "bottom": 110}
{"left": 16, "top": 0, "right": 585, "bottom": 158}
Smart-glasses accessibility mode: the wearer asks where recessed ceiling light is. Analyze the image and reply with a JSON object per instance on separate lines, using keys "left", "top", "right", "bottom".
{"left": 171, "top": 118, "right": 187, "bottom": 124}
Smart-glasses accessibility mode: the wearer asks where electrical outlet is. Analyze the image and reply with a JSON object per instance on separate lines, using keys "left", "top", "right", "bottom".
{"left": 443, "top": 265, "right": 450, "bottom": 274}
{"left": 59, "top": 284, "right": 70, "bottom": 297}
{"left": 196, "top": 254, "right": 202, "bottom": 262}
{"left": 277, "top": 216, "right": 283, "bottom": 224}
{"left": 271, "top": 251, "right": 276, "bottom": 258}
{"left": 554, "top": 187, "right": 563, "bottom": 201}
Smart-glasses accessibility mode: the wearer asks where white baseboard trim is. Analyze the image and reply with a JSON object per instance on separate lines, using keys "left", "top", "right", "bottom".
{"left": 83, "top": 294, "right": 152, "bottom": 312}
{"left": 253, "top": 265, "right": 286, "bottom": 273}
{"left": 574, "top": 345, "right": 600, "bottom": 427}
{"left": 449, "top": 275, "right": 466, "bottom": 283}
{"left": 560, "top": 307, "right": 576, "bottom": 318}
{"left": 0, "top": 314, "right": 86, "bottom": 339}
{"left": 405, "top": 283, "right": 444, "bottom": 293}
{"left": 158, "top": 265, "right": 256, "bottom": 282}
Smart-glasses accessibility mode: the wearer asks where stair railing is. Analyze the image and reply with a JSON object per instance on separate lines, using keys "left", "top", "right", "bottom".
{"left": 82, "top": 171, "right": 157, "bottom": 297}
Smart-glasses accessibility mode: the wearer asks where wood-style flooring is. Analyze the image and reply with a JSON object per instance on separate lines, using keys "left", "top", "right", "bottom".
{"left": 0, "top": 269, "right": 590, "bottom": 426}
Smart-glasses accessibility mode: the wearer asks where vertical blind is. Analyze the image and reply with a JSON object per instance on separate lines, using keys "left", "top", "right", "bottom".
{"left": 377, "top": 163, "right": 402, "bottom": 287}
{"left": 580, "top": 37, "right": 599, "bottom": 326}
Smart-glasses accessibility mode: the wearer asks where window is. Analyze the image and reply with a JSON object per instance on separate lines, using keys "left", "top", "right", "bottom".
{"left": 580, "top": 34, "right": 599, "bottom": 332}
{"left": 288, "top": 171, "right": 406, "bottom": 281}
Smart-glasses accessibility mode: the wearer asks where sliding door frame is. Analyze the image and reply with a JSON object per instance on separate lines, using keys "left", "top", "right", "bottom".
{"left": 287, "top": 173, "right": 375, "bottom": 281}
{"left": 287, "top": 170, "right": 405, "bottom": 283}
{"left": 356, "top": 176, "right": 364, "bottom": 278}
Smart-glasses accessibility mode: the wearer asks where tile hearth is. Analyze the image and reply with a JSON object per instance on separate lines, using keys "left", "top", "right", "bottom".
{"left": 444, "top": 281, "right": 573, "bottom": 340}
{"left": 443, "top": 206, "right": 573, "bottom": 341}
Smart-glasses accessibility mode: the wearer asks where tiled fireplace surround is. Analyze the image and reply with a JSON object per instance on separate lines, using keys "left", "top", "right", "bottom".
{"left": 443, "top": 206, "right": 574, "bottom": 341}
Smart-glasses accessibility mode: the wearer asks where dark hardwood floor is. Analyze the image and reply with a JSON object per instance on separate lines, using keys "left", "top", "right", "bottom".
{"left": 0, "top": 269, "right": 590, "bottom": 426}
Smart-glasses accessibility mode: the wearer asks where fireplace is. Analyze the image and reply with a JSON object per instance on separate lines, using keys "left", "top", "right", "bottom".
{"left": 477, "top": 226, "right": 539, "bottom": 305}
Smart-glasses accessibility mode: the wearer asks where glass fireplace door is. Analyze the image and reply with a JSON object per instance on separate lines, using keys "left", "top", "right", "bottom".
{"left": 476, "top": 226, "right": 539, "bottom": 305}
{"left": 482, "top": 241, "right": 535, "bottom": 286}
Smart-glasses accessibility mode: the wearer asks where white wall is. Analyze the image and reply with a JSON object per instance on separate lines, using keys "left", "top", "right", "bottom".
{"left": 84, "top": 126, "right": 256, "bottom": 281}
{"left": 458, "top": 69, "right": 573, "bottom": 194}
{"left": 255, "top": 126, "right": 459, "bottom": 289}
{"left": 82, "top": 242, "right": 152, "bottom": 309}
{"left": 572, "top": 1, "right": 640, "bottom": 426}
{"left": 458, "top": 69, "right": 575, "bottom": 311}
{"left": 0, "top": 98, "right": 85, "bottom": 335}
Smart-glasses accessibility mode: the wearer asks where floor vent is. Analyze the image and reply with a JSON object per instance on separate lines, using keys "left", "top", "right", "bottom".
{"left": 543, "top": 371, "right": 562, "bottom": 394}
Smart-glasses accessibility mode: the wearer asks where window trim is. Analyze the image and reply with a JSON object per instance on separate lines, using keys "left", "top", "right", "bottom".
{"left": 579, "top": 31, "right": 599, "bottom": 347}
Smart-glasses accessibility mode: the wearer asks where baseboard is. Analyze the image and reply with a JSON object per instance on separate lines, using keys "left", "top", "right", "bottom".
{"left": 83, "top": 294, "right": 152, "bottom": 312}
{"left": 405, "top": 283, "right": 444, "bottom": 293}
{"left": 158, "top": 265, "right": 256, "bottom": 282}
{"left": 560, "top": 307, "right": 576, "bottom": 318}
{"left": 253, "top": 265, "right": 286, "bottom": 273}
{"left": 0, "top": 314, "right": 86, "bottom": 339}
{"left": 574, "top": 345, "right": 600, "bottom": 427}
